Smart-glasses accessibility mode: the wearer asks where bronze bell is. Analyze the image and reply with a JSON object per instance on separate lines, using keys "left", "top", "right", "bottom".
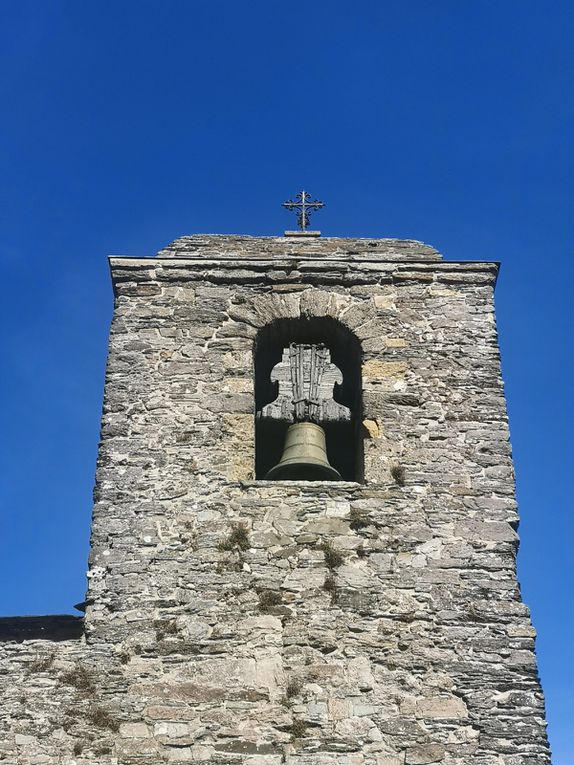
{"left": 265, "top": 422, "right": 341, "bottom": 481}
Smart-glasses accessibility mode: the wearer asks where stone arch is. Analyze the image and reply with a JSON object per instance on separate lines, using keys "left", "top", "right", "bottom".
{"left": 227, "top": 288, "right": 386, "bottom": 350}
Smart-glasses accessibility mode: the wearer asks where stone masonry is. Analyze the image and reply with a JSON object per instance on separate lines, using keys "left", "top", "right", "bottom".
{"left": 0, "top": 234, "right": 550, "bottom": 764}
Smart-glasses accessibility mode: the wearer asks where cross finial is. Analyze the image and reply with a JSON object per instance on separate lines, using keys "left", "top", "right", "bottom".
{"left": 282, "top": 190, "right": 324, "bottom": 233}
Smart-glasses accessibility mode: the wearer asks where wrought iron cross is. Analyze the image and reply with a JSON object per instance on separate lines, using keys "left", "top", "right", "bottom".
{"left": 282, "top": 190, "right": 325, "bottom": 231}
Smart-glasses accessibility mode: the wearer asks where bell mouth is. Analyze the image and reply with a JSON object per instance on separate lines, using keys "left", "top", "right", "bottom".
{"left": 265, "top": 459, "right": 341, "bottom": 481}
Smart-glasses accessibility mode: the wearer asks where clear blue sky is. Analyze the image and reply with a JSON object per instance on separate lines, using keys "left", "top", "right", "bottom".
{"left": 0, "top": 1, "right": 572, "bottom": 761}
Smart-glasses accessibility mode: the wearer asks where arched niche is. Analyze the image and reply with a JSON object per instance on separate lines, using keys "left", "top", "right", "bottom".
{"left": 254, "top": 316, "right": 363, "bottom": 482}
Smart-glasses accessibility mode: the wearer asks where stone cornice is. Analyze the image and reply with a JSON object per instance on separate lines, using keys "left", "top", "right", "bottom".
{"left": 109, "top": 256, "right": 500, "bottom": 293}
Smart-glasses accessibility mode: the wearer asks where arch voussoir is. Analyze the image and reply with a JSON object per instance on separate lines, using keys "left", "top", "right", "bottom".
{"left": 337, "top": 302, "right": 374, "bottom": 331}
{"left": 300, "top": 289, "right": 332, "bottom": 318}
{"left": 354, "top": 318, "right": 388, "bottom": 342}
{"left": 252, "top": 293, "right": 301, "bottom": 325}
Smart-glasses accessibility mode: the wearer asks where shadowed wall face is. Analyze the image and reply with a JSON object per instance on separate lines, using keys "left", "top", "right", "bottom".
{"left": 0, "top": 234, "right": 550, "bottom": 765}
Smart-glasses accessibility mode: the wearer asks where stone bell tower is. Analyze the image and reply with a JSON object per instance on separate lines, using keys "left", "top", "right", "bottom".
{"left": 84, "top": 226, "right": 550, "bottom": 764}
{"left": 0, "top": 220, "right": 550, "bottom": 764}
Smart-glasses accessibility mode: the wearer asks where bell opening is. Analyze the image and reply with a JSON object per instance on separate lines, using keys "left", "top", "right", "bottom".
{"left": 254, "top": 317, "right": 364, "bottom": 482}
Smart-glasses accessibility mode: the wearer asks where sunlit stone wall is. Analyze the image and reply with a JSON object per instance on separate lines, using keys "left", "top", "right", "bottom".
{"left": 0, "top": 235, "right": 550, "bottom": 765}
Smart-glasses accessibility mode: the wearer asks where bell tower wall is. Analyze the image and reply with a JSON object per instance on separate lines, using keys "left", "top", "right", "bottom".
{"left": 76, "top": 235, "right": 549, "bottom": 763}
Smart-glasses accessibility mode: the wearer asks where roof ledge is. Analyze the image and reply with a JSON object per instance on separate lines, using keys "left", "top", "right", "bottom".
{"left": 0, "top": 615, "right": 84, "bottom": 643}
{"left": 156, "top": 234, "right": 443, "bottom": 262}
